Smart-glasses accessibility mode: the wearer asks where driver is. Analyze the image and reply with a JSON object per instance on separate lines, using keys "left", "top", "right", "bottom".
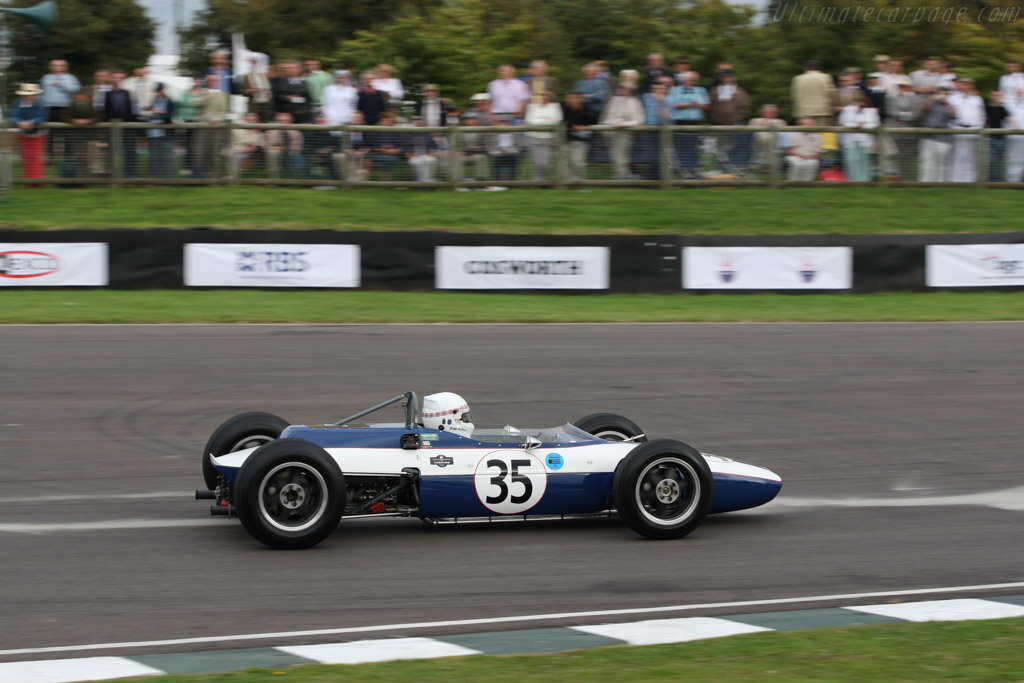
{"left": 422, "top": 392, "right": 475, "bottom": 437}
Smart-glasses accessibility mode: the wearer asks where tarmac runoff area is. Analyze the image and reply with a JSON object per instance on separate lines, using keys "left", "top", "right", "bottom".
{"left": 0, "top": 323, "right": 1021, "bottom": 675}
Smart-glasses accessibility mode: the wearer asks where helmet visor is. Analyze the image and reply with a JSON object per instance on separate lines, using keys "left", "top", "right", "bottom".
{"left": 460, "top": 410, "right": 474, "bottom": 424}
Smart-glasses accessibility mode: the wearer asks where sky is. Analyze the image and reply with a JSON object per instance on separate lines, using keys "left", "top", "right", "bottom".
{"left": 138, "top": 0, "right": 206, "bottom": 55}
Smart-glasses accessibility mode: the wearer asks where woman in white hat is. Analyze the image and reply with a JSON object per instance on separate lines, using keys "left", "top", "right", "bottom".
{"left": 10, "top": 83, "right": 48, "bottom": 180}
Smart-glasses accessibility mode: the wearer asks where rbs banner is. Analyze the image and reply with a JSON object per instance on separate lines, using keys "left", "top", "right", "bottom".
{"left": 683, "top": 247, "right": 852, "bottom": 290}
{"left": 184, "top": 244, "right": 360, "bottom": 287}
{"left": 0, "top": 243, "right": 108, "bottom": 286}
{"left": 436, "top": 246, "right": 610, "bottom": 289}
{"left": 926, "top": 244, "right": 1024, "bottom": 287}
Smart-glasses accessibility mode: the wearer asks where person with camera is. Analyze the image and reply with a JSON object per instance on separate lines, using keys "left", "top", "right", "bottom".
{"left": 917, "top": 85, "right": 955, "bottom": 182}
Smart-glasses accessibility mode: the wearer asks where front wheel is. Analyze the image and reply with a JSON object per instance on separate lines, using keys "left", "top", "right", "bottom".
{"left": 613, "top": 439, "right": 713, "bottom": 540}
{"left": 234, "top": 439, "right": 346, "bottom": 549}
{"left": 202, "top": 412, "right": 290, "bottom": 491}
{"left": 574, "top": 413, "right": 647, "bottom": 442}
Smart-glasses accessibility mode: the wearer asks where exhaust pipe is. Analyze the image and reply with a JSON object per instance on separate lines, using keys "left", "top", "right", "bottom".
{"left": 210, "top": 504, "right": 235, "bottom": 516}
{"left": 195, "top": 489, "right": 216, "bottom": 500}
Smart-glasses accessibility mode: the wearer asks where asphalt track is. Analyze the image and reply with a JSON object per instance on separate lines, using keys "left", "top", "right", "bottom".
{"left": 1, "top": 323, "right": 1022, "bottom": 662}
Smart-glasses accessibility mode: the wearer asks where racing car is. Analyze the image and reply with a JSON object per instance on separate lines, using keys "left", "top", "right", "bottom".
{"left": 197, "top": 392, "right": 781, "bottom": 549}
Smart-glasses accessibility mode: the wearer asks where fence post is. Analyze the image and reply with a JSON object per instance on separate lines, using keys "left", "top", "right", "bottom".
{"left": 225, "top": 121, "right": 240, "bottom": 186}
{"left": 659, "top": 125, "right": 671, "bottom": 190}
{"left": 554, "top": 121, "right": 566, "bottom": 190}
{"left": 450, "top": 125, "right": 463, "bottom": 191}
{"left": 977, "top": 128, "right": 989, "bottom": 185}
{"left": 339, "top": 125, "right": 351, "bottom": 189}
{"left": 875, "top": 125, "right": 887, "bottom": 186}
{"left": 110, "top": 121, "right": 123, "bottom": 187}
{"left": 0, "top": 117, "right": 11, "bottom": 200}
{"left": 768, "top": 128, "right": 781, "bottom": 188}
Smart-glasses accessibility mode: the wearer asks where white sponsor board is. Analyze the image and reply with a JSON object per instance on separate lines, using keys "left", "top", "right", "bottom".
{"left": 683, "top": 246, "right": 852, "bottom": 290}
{"left": 926, "top": 244, "right": 1024, "bottom": 287}
{"left": 436, "top": 246, "right": 609, "bottom": 289}
{"left": 0, "top": 243, "right": 108, "bottom": 286}
{"left": 184, "top": 243, "right": 360, "bottom": 287}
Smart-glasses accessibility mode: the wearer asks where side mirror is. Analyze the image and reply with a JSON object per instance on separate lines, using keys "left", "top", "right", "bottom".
{"left": 523, "top": 435, "right": 542, "bottom": 451}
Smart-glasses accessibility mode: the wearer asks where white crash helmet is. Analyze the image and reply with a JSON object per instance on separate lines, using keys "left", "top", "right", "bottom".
{"left": 422, "top": 392, "right": 474, "bottom": 437}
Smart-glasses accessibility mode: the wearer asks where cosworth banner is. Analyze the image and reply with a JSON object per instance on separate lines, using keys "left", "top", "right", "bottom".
{"left": 683, "top": 247, "right": 852, "bottom": 290}
{"left": 184, "top": 244, "right": 360, "bottom": 287}
{"left": 0, "top": 243, "right": 108, "bottom": 286}
{"left": 926, "top": 244, "right": 1024, "bottom": 287}
{"left": 436, "top": 246, "right": 610, "bottom": 289}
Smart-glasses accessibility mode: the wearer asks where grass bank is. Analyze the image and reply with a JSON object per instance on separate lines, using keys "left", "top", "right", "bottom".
{"left": 2, "top": 187, "right": 1023, "bottom": 235}
{"left": 149, "top": 617, "right": 1024, "bottom": 682}
{"left": 2, "top": 290, "right": 1023, "bottom": 324}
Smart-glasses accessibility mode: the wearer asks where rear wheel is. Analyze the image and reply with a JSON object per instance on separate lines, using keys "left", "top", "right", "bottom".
{"left": 202, "top": 412, "right": 289, "bottom": 490}
{"left": 234, "top": 438, "right": 346, "bottom": 549}
{"left": 613, "top": 439, "right": 713, "bottom": 539}
{"left": 574, "top": 413, "right": 647, "bottom": 442}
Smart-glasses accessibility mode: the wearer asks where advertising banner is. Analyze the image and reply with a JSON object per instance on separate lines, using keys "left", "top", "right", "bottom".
{"left": 184, "top": 244, "right": 360, "bottom": 287}
{"left": 0, "top": 243, "right": 108, "bottom": 286}
{"left": 683, "top": 246, "right": 852, "bottom": 290}
{"left": 926, "top": 244, "right": 1024, "bottom": 287}
{"left": 436, "top": 246, "right": 610, "bottom": 290}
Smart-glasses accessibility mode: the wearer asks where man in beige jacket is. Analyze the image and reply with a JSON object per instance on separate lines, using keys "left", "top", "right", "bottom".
{"left": 791, "top": 60, "right": 837, "bottom": 125}
{"left": 192, "top": 73, "right": 231, "bottom": 177}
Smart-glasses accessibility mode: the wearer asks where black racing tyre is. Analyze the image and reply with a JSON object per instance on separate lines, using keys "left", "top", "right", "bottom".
{"left": 202, "top": 412, "right": 290, "bottom": 491}
{"left": 574, "top": 413, "right": 647, "bottom": 442}
{"left": 234, "top": 438, "right": 346, "bottom": 549}
{"left": 613, "top": 439, "right": 713, "bottom": 540}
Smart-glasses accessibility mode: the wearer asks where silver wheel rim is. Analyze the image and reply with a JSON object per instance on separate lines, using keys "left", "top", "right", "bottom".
{"left": 230, "top": 434, "right": 275, "bottom": 452}
{"left": 595, "top": 429, "right": 630, "bottom": 441}
{"left": 635, "top": 456, "right": 700, "bottom": 526}
{"left": 257, "top": 461, "right": 329, "bottom": 532}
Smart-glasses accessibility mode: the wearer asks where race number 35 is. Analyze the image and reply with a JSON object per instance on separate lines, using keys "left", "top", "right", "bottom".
{"left": 474, "top": 452, "right": 547, "bottom": 514}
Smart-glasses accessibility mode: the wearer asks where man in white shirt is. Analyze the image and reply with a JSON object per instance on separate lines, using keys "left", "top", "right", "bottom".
{"left": 122, "top": 67, "right": 156, "bottom": 117}
{"left": 998, "top": 59, "right": 1024, "bottom": 109}
{"left": 948, "top": 78, "right": 986, "bottom": 182}
{"left": 487, "top": 65, "right": 530, "bottom": 118}
{"left": 911, "top": 58, "right": 944, "bottom": 96}
{"left": 785, "top": 117, "right": 823, "bottom": 181}
{"left": 1003, "top": 95, "right": 1024, "bottom": 182}
{"left": 322, "top": 71, "right": 358, "bottom": 127}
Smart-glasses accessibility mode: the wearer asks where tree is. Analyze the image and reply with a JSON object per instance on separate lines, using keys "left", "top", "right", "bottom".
{"left": 4, "top": 0, "right": 154, "bottom": 96}
{"left": 177, "top": 0, "right": 442, "bottom": 75}
{"left": 330, "top": 0, "right": 573, "bottom": 104}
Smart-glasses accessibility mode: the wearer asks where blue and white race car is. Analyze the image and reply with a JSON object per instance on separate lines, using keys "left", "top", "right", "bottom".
{"left": 197, "top": 392, "right": 782, "bottom": 549}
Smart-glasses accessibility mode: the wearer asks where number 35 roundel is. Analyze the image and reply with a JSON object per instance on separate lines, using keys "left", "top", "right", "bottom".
{"left": 474, "top": 451, "right": 548, "bottom": 514}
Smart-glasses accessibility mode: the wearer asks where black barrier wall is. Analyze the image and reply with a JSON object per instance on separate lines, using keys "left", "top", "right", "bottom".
{"left": 2, "top": 229, "right": 1023, "bottom": 292}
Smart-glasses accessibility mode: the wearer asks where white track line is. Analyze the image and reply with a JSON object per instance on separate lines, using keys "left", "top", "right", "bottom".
{"left": 766, "top": 486, "right": 1024, "bottom": 512}
{"left": 2, "top": 582, "right": 1023, "bottom": 657}
{"left": 0, "top": 492, "right": 190, "bottom": 504}
{"left": 0, "top": 520, "right": 230, "bottom": 534}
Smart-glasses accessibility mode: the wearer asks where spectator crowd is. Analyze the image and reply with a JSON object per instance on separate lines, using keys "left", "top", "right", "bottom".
{"left": 6, "top": 50, "right": 1024, "bottom": 184}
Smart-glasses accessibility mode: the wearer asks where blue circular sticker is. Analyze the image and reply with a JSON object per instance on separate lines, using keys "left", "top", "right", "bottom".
{"left": 545, "top": 453, "right": 564, "bottom": 470}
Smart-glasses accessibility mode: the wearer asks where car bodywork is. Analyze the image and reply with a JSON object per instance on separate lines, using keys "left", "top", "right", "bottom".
{"left": 200, "top": 392, "right": 782, "bottom": 547}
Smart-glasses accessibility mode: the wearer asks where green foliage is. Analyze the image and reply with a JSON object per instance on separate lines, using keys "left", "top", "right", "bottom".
{"left": 765, "top": 0, "right": 1024, "bottom": 92}
{"left": 177, "top": 0, "right": 442, "bottom": 75}
{"left": 3, "top": 0, "right": 154, "bottom": 98}
{"left": 330, "top": 0, "right": 573, "bottom": 104}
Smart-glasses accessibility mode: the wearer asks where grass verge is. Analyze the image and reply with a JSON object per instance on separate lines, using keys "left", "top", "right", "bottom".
{"left": 146, "top": 617, "right": 1024, "bottom": 682}
{"left": 1, "top": 290, "right": 1023, "bottom": 324}
{"left": 3, "top": 187, "right": 1024, "bottom": 235}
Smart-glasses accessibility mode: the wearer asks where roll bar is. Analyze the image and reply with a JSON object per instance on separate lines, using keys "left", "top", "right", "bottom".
{"left": 328, "top": 391, "right": 420, "bottom": 429}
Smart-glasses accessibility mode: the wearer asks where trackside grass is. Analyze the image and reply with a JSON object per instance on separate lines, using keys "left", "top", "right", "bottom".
{"left": 2, "top": 186, "right": 1024, "bottom": 234}
{"left": 1, "top": 290, "right": 1023, "bottom": 323}
{"left": 141, "top": 617, "right": 1024, "bottom": 682}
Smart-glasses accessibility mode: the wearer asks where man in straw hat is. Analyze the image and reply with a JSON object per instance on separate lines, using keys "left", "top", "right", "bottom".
{"left": 10, "top": 83, "right": 48, "bottom": 180}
